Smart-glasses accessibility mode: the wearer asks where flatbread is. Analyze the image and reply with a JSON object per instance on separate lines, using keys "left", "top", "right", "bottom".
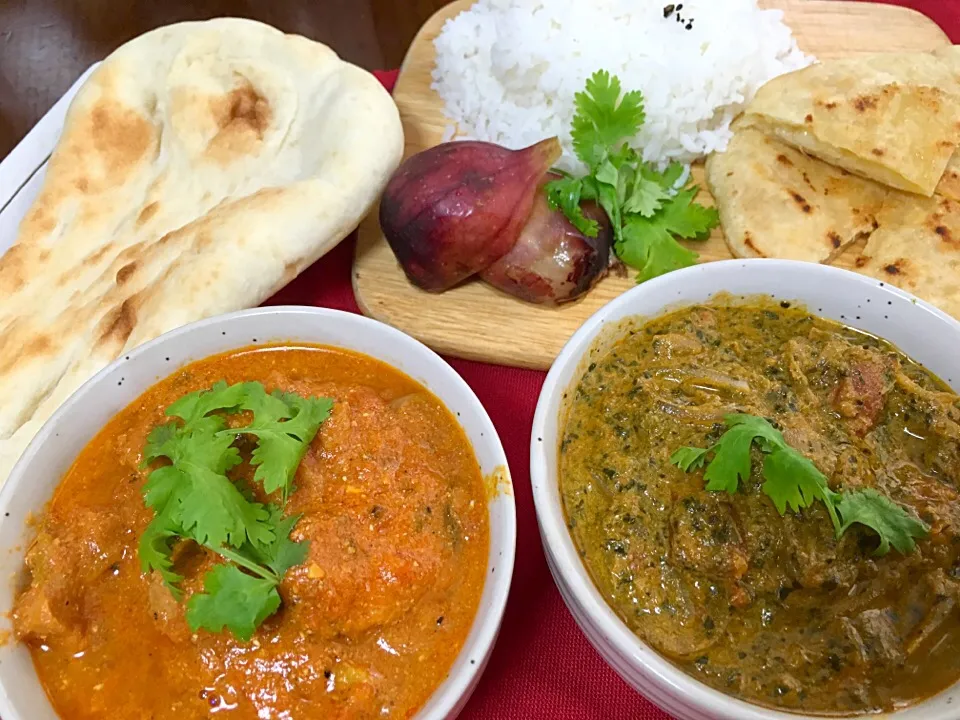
{"left": 740, "top": 52, "right": 960, "bottom": 196}
{"left": 855, "top": 192, "right": 960, "bottom": 319}
{"left": 936, "top": 152, "right": 960, "bottom": 201}
{"left": 705, "top": 126, "right": 887, "bottom": 263}
{"left": 0, "top": 19, "right": 403, "bottom": 486}
{"left": 933, "top": 48, "right": 960, "bottom": 201}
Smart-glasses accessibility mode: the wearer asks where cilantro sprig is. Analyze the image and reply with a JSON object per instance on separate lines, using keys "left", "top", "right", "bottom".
{"left": 671, "top": 414, "right": 930, "bottom": 556}
{"left": 138, "top": 381, "right": 332, "bottom": 640}
{"left": 546, "top": 70, "right": 719, "bottom": 282}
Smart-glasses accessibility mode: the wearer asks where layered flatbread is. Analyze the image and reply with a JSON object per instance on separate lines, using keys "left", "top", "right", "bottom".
{"left": 936, "top": 152, "right": 960, "bottom": 201}
{"left": 741, "top": 52, "right": 960, "bottom": 196}
{"left": 0, "top": 19, "right": 404, "bottom": 486}
{"left": 706, "top": 126, "right": 887, "bottom": 263}
{"left": 855, "top": 192, "right": 960, "bottom": 319}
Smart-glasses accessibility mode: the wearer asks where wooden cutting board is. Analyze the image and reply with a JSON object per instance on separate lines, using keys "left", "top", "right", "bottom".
{"left": 354, "top": 0, "right": 950, "bottom": 370}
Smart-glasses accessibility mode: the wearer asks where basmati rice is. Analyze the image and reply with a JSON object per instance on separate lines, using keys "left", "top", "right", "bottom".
{"left": 432, "top": 0, "right": 813, "bottom": 172}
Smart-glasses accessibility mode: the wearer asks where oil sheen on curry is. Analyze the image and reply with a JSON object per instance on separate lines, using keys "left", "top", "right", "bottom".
{"left": 560, "top": 300, "right": 960, "bottom": 715}
{"left": 13, "top": 345, "right": 489, "bottom": 719}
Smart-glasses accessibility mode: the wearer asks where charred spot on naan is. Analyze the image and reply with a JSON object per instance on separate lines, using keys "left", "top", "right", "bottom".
{"left": 0, "top": 245, "right": 28, "bottom": 294}
{"left": 54, "top": 100, "right": 157, "bottom": 194}
{"left": 205, "top": 81, "right": 273, "bottom": 164}
{"left": 115, "top": 262, "right": 138, "bottom": 286}
{"left": 20, "top": 207, "right": 57, "bottom": 240}
{"left": 81, "top": 244, "right": 115, "bottom": 269}
{"left": 97, "top": 297, "right": 139, "bottom": 348}
{"left": 135, "top": 202, "right": 160, "bottom": 228}
{"left": 0, "top": 333, "right": 55, "bottom": 378}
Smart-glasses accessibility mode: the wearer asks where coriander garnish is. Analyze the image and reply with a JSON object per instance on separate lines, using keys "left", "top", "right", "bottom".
{"left": 138, "top": 380, "right": 332, "bottom": 640}
{"left": 546, "top": 70, "right": 719, "bottom": 282}
{"left": 671, "top": 414, "right": 930, "bottom": 556}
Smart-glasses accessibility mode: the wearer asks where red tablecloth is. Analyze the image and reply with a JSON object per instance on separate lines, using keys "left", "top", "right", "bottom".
{"left": 267, "top": 4, "right": 960, "bottom": 716}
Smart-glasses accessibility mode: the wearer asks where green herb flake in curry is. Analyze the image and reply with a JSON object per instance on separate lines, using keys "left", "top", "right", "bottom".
{"left": 559, "top": 299, "right": 960, "bottom": 716}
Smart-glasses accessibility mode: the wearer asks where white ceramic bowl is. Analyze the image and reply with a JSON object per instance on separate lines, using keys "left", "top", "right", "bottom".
{"left": 0, "top": 306, "right": 516, "bottom": 720}
{"left": 531, "top": 259, "right": 960, "bottom": 720}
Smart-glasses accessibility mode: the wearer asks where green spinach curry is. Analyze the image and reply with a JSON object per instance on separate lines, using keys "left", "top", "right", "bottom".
{"left": 559, "top": 299, "right": 960, "bottom": 715}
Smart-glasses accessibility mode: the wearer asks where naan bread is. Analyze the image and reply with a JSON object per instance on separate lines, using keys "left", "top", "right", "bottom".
{"left": 740, "top": 52, "right": 960, "bottom": 196}
{"left": 855, "top": 193, "right": 960, "bottom": 319}
{"left": 0, "top": 18, "right": 403, "bottom": 486}
{"left": 706, "top": 127, "right": 887, "bottom": 263}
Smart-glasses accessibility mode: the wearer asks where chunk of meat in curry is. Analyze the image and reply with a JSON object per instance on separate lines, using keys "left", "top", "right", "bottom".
{"left": 560, "top": 302, "right": 960, "bottom": 715}
{"left": 13, "top": 346, "right": 489, "bottom": 720}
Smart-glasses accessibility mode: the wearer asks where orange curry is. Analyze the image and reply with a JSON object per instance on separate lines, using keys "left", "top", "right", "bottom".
{"left": 13, "top": 345, "right": 490, "bottom": 719}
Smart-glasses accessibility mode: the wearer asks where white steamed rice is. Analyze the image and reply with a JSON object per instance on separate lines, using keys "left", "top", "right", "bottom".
{"left": 432, "top": 0, "right": 814, "bottom": 172}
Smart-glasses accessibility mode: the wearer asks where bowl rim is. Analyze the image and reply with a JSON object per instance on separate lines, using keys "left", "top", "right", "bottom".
{"left": 0, "top": 305, "right": 517, "bottom": 720}
{"left": 530, "top": 259, "right": 960, "bottom": 720}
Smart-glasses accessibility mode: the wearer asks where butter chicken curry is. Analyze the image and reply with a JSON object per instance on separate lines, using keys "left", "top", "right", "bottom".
{"left": 13, "top": 345, "right": 489, "bottom": 719}
{"left": 560, "top": 300, "right": 960, "bottom": 715}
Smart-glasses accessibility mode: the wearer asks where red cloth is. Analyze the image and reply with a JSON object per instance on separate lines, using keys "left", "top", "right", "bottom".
{"left": 266, "top": 6, "right": 959, "bottom": 716}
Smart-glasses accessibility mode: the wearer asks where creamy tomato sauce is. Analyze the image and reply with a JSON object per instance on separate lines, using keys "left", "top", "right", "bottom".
{"left": 13, "top": 345, "right": 489, "bottom": 719}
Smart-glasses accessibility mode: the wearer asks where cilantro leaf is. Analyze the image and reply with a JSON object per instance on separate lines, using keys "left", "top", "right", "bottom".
{"left": 597, "top": 183, "right": 622, "bottom": 242}
{"left": 673, "top": 414, "right": 929, "bottom": 556}
{"left": 836, "top": 489, "right": 930, "bottom": 556}
{"left": 623, "top": 170, "right": 670, "bottom": 217}
{"left": 138, "top": 380, "right": 331, "bottom": 640}
{"left": 659, "top": 162, "right": 685, "bottom": 188}
{"left": 702, "top": 415, "right": 784, "bottom": 494}
{"left": 762, "top": 446, "right": 841, "bottom": 533}
{"left": 579, "top": 175, "right": 600, "bottom": 202}
{"left": 244, "top": 509, "right": 310, "bottom": 577}
{"left": 139, "top": 510, "right": 184, "bottom": 596}
{"left": 142, "top": 420, "right": 267, "bottom": 550}
{"left": 620, "top": 219, "right": 700, "bottom": 284}
{"left": 174, "top": 464, "right": 274, "bottom": 550}
{"left": 656, "top": 186, "right": 719, "bottom": 240}
{"left": 571, "top": 70, "right": 645, "bottom": 170}
{"left": 143, "top": 423, "right": 180, "bottom": 465}
{"left": 595, "top": 159, "right": 619, "bottom": 187}
{"left": 142, "top": 464, "right": 188, "bottom": 511}
{"left": 165, "top": 380, "right": 258, "bottom": 426}
{"left": 186, "top": 565, "right": 281, "bottom": 642}
{"left": 240, "top": 389, "right": 333, "bottom": 502}
{"left": 545, "top": 176, "right": 599, "bottom": 237}
{"left": 670, "top": 447, "right": 710, "bottom": 472}
{"left": 546, "top": 72, "right": 719, "bottom": 285}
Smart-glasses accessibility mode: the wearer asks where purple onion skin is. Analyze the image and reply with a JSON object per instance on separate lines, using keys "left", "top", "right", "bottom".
{"left": 480, "top": 174, "right": 611, "bottom": 305}
{"left": 379, "top": 138, "right": 562, "bottom": 292}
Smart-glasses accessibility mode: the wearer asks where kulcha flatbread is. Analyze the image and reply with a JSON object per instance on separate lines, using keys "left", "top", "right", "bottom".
{"left": 740, "top": 52, "right": 960, "bottom": 196}
{"left": 0, "top": 18, "right": 403, "bottom": 486}
{"left": 933, "top": 47, "right": 960, "bottom": 201}
{"left": 936, "top": 152, "right": 960, "bottom": 201}
{"left": 855, "top": 192, "right": 960, "bottom": 319}
{"left": 706, "top": 126, "right": 887, "bottom": 263}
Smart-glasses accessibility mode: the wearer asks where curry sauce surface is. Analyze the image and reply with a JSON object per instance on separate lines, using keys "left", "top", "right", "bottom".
{"left": 13, "top": 345, "right": 489, "bottom": 719}
{"left": 560, "top": 302, "right": 960, "bottom": 715}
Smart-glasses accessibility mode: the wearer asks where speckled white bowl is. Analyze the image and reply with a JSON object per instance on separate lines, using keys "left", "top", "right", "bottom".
{"left": 0, "top": 306, "right": 516, "bottom": 720}
{"left": 531, "top": 259, "right": 960, "bottom": 720}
